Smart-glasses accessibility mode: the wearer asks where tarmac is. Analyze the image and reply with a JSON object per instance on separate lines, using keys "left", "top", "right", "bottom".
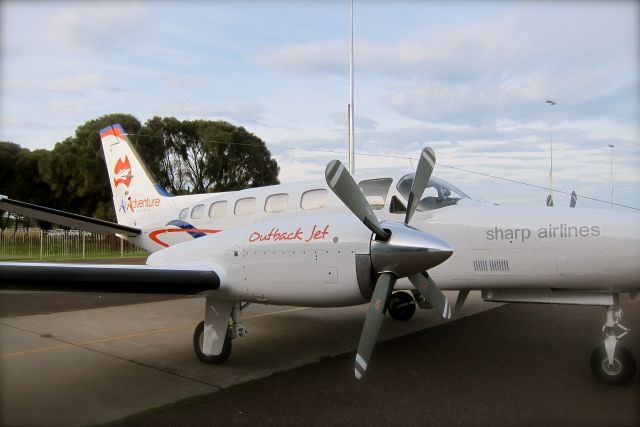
{"left": 1, "top": 276, "right": 638, "bottom": 426}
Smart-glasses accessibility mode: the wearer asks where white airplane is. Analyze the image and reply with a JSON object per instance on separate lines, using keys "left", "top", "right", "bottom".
{"left": 1, "top": 123, "right": 638, "bottom": 384}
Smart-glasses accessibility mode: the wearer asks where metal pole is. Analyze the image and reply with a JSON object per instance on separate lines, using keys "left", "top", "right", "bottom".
{"left": 545, "top": 100, "right": 556, "bottom": 206}
{"left": 609, "top": 144, "right": 614, "bottom": 209}
{"left": 40, "top": 229, "right": 43, "bottom": 260}
{"left": 348, "top": 0, "right": 355, "bottom": 175}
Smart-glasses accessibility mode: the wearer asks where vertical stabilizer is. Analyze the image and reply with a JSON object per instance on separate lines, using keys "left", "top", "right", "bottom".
{"left": 100, "top": 124, "right": 169, "bottom": 227}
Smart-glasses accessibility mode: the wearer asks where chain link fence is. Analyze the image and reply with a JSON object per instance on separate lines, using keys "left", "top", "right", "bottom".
{"left": 0, "top": 229, "right": 148, "bottom": 260}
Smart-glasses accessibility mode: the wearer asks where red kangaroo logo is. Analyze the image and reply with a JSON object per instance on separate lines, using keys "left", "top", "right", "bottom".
{"left": 114, "top": 156, "right": 132, "bottom": 188}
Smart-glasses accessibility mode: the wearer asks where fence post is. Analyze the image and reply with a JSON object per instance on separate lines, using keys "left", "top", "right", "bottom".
{"left": 82, "top": 232, "right": 86, "bottom": 259}
{"left": 40, "top": 229, "right": 43, "bottom": 260}
{"left": 120, "top": 238, "right": 124, "bottom": 258}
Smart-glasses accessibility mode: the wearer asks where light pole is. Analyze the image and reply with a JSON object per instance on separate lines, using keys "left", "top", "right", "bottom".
{"left": 608, "top": 144, "right": 614, "bottom": 209}
{"left": 348, "top": 0, "right": 355, "bottom": 175}
{"left": 545, "top": 99, "right": 556, "bottom": 207}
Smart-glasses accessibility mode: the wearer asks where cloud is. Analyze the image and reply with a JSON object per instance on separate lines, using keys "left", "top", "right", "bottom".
{"left": 171, "top": 103, "right": 267, "bottom": 125}
{"left": 46, "top": 3, "right": 147, "bottom": 52}
{"left": 262, "top": 5, "right": 637, "bottom": 125}
{"left": 45, "top": 73, "right": 110, "bottom": 93}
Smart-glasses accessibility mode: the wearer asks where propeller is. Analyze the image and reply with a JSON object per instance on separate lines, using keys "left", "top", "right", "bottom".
{"left": 405, "top": 147, "right": 436, "bottom": 224}
{"left": 325, "top": 149, "right": 453, "bottom": 380}
{"left": 354, "top": 273, "right": 395, "bottom": 379}
{"left": 326, "top": 160, "right": 390, "bottom": 240}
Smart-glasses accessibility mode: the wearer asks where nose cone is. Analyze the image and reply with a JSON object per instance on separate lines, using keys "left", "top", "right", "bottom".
{"left": 370, "top": 221, "right": 453, "bottom": 277}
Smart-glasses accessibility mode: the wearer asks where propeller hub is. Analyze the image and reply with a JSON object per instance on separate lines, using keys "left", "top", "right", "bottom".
{"left": 370, "top": 221, "right": 453, "bottom": 278}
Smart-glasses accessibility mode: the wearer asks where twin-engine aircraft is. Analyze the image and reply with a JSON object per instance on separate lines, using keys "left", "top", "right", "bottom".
{"left": 1, "top": 124, "right": 639, "bottom": 384}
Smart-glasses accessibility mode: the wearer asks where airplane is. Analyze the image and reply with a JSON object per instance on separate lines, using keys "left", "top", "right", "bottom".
{"left": 1, "top": 123, "right": 638, "bottom": 384}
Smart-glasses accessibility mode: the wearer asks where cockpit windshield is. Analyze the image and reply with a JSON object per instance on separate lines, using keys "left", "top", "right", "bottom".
{"left": 396, "top": 174, "right": 471, "bottom": 211}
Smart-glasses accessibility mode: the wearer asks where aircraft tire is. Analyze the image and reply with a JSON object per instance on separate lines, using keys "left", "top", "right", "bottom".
{"left": 193, "top": 321, "right": 232, "bottom": 364}
{"left": 388, "top": 291, "right": 416, "bottom": 321}
{"left": 590, "top": 344, "right": 636, "bottom": 385}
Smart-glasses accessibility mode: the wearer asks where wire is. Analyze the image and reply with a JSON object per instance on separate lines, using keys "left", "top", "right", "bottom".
{"left": 130, "top": 133, "right": 640, "bottom": 211}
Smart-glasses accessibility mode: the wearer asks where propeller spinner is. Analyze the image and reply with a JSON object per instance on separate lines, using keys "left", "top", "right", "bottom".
{"left": 325, "top": 148, "right": 454, "bottom": 380}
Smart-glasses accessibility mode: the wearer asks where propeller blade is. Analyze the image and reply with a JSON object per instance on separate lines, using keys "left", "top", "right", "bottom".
{"left": 570, "top": 191, "right": 577, "bottom": 208}
{"left": 408, "top": 272, "right": 452, "bottom": 319}
{"left": 405, "top": 147, "right": 436, "bottom": 224}
{"left": 325, "top": 160, "right": 390, "bottom": 240}
{"left": 546, "top": 194, "right": 554, "bottom": 207}
{"left": 354, "top": 272, "right": 396, "bottom": 380}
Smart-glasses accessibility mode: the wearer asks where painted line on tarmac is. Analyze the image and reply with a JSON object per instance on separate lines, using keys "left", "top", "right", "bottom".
{"left": 0, "top": 307, "right": 308, "bottom": 359}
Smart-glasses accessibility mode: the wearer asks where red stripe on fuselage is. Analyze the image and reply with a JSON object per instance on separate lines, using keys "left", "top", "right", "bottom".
{"left": 149, "top": 228, "right": 222, "bottom": 247}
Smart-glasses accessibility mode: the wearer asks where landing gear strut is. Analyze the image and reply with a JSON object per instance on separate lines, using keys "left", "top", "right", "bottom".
{"left": 590, "top": 296, "right": 636, "bottom": 385}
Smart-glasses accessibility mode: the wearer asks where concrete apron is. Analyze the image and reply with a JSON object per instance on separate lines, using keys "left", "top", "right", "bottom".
{"left": 0, "top": 292, "right": 501, "bottom": 426}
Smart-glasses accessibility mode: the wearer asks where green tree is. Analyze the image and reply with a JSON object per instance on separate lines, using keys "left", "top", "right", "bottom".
{"left": 0, "top": 141, "right": 23, "bottom": 232}
{"left": 0, "top": 143, "right": 55, "bottom": 231}
{"left": 139, "top": 117, "right": 279, "bottom": 194}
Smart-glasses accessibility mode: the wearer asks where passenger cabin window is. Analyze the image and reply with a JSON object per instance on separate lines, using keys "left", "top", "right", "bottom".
{"left": 358, "top": 178, "right": 392, "bottom": 210}
{"left": 300, "top": 189, "right": 327, "bottom": 210}
{"left": 265, "top": 193, "right": 289, "bottom": 213}
{"left": 179, "top": 208, "right": 188, "bottom": 220}
{"left": 234, "top": 197, "right": 256, "bottom": 216}
{"left": 396, "top": 174, "right": 470, "bottom": 211}
{"left": 191, "top": 204, "right": 204, "bottom": 219}
{"left": 208, "top": 201, "right": 227, "bottom": 219}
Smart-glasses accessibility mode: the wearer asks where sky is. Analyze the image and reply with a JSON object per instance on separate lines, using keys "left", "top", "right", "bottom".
{"left": 1, "top": 1, "right": 638, "bottom": 211}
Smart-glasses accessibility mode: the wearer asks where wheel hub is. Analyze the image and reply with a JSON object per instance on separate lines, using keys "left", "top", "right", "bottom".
{"left": 601, "top": 358, "right": 622, "bottom": 376}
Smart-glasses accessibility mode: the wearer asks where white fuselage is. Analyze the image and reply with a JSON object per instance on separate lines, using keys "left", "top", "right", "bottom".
{"left": 137, "top": 172, "right": 640, "bottom": 307}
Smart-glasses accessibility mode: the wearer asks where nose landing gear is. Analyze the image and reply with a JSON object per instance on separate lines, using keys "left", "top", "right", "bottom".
{"left": 590, "top": 297, "right": 636, "bottom": 385}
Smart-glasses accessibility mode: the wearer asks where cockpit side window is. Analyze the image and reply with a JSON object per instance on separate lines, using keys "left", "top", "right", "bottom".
{"left": 396, "top": 174, "right": 469, "bottom": 211}
{"left": 358, "top": 178, "right": 392, "bottom": 210}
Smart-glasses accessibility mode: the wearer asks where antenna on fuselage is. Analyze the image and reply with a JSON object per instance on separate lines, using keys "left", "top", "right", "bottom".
{"left": 348, "top": 0, "right": 355, "bottom": 175}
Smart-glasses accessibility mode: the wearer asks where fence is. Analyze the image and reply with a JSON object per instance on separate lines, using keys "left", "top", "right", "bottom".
{"left": 0, "top": 229, "right": 148, "bottom": 260}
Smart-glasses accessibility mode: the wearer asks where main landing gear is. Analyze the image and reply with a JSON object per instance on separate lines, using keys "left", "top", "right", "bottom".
{"left": 388, "top": 291, "right": 416, "bottom": 321}
{"left": 193, "top": 299, "right": 247, "bottom": 364}
{"left": 590, "top": 297, "right": 636, "bottom": 385}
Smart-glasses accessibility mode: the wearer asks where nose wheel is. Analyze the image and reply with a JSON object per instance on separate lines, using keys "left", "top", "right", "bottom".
{"left": 590, "top": 299, "right": 636, "bottom": 385}
{"left": 591, "top": 345, "right": 635, "bottom": 385}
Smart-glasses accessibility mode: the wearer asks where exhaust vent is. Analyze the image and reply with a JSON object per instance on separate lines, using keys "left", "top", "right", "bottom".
{"left": 474, "top": 258, "right": 509, "bottom": 273}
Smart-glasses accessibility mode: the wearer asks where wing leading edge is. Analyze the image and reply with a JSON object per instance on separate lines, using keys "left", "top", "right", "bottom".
{"left": 0, "top": 196, "right": 140, "bottom": 237}
{"left": 0, "top": 263, "right": 220, "bottom": 294}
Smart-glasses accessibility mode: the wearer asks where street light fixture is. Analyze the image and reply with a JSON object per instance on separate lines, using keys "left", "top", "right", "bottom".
{"left": 545, "top": 99, "right": 556, "bottom": 207}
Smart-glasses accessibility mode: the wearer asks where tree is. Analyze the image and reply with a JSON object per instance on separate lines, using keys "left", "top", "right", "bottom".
{"left": 139, "top": 117, "right": 279, "bottom": 194}
{"left": 0, "top": 142, "right": 23, "bottom": 232}
{"left": 0, "top": 143, "right": 55, "bottom": 232}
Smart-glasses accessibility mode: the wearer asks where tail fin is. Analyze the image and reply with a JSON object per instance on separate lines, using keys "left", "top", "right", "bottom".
{"left": 100, "top": 124, "right": 170, "bottom": 227}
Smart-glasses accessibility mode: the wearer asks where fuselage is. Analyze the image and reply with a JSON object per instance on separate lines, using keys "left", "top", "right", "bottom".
{"left": 138, "top": 171, "right": 639, "bottom": 307}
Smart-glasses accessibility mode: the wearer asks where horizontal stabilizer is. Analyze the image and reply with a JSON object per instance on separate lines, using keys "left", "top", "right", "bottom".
{"left": 0, "top": 263, "right": 219, "bottom": 294}
{"left": 0, "top": 196, "right": 140, "bottom": 237}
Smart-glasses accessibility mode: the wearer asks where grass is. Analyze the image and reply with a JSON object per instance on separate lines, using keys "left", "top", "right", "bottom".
{"left": 0, "top": 229, "right": 148, "bottom": 261}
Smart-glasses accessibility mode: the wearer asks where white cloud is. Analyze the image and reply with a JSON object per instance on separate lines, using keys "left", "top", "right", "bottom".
{"left": 46, "top": 3, "right": 147, "bottom": 52}
{"left": 45, "top": 73, "right": 109, "bottom": 93}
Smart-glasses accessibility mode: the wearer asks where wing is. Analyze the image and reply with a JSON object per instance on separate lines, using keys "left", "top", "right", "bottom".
{"left": 0, "top": 195, "right": 139, "bottom": 237}
{"left": 0, "top": 262, "right": 219, "bottom": 294}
